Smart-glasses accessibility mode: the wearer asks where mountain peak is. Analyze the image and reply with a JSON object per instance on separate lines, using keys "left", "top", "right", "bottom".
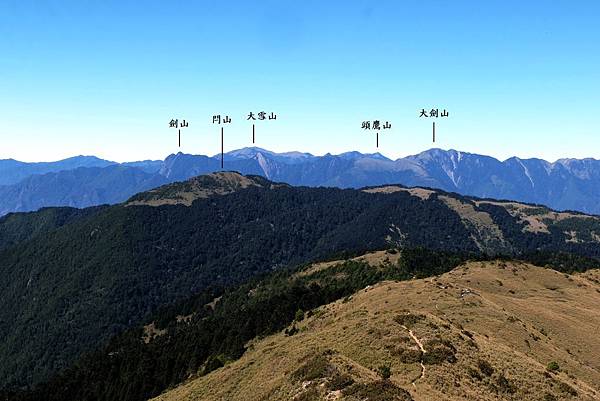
{"left": 222, "top": 147, "right": 315, "bottom": 164}
{"left": 126, "top": 171, "right": 273, "bottom": 207}
{"left": 224, "top": 147, "right": 271, "bottom": 158}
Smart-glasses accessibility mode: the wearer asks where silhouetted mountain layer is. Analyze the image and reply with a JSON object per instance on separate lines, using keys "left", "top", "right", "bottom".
{"left": 2, "top": 148, "right": 600, "bottom": 215}
{"left": 0, "top": 156, "right": 114, "bottom": 186}
{"left": 0, "top": 166, "right": 168, "bottom": 216}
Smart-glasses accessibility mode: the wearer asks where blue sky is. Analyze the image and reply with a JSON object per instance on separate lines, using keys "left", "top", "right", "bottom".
{"left": 0, "top": 1, "right": 599, "bottom": 162}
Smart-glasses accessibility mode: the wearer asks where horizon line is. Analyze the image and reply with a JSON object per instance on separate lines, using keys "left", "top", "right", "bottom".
{"left": 2, "top": 146, "right": 600, "bottom": 165}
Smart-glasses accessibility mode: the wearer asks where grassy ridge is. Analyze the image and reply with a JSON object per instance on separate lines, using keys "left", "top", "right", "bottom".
{"left": 8, "top": 247, "right": 597, "bottom": 401}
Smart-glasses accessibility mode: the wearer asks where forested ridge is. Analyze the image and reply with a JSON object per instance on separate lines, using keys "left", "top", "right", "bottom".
{"left": 0, "top": 206, "right": 106, "bottom": 251}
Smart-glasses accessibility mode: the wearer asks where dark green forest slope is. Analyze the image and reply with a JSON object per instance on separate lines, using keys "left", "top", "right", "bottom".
{"left": 4, "top": 248, "right": 475, "bottom": 401}
{"left": 0, "top": 206, "right": 106, "bottom": 251}
{"left": 1, "top": 172, "right": 600, "bottom": 391}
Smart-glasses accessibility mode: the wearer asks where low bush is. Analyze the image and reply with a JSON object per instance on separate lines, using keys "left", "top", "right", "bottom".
{"left": 292, "top": 353, "right": 333, "bottom": 382}
{"left": 494, "top": 374, "right": 516, "bottom": 394}
{"left": 556, "top": 380, "right": 578, "bottom": 397}
{"left": 547, "top": 361, "right": 560, "bottom": 372}
{"left": 327, "top": 373, "right": 354, "bottom": 391}
{"left": 377, "top": 365, "right": 392, "bottom": 380}
{"left": 342, "top": 380, "right": 413, "bottom": 401}
{"left": 393, "top": 313, "right": 424, "bottom": 328}
{"left": 423, "top": 338, "right": 457, "bottom": 365}
{"left": 477, "top": 359, "right": 494, "bottom": 376}
{"left": 395, "top": 347, "right": 422, "bottom": 364}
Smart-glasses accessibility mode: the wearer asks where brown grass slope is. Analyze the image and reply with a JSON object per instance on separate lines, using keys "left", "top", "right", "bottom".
{"left": 152, "top": 260, "right": 600, "bottom": 401}
{"left": 126, "top": 172, "right": 275, "bottom": 206}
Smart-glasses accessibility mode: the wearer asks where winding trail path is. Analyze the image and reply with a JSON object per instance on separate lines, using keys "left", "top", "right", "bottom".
{"left": 401, "top": 325, "right": 426, "bottom": 387}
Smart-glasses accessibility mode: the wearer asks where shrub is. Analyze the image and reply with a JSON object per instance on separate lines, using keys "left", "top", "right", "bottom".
{"left": 395, "top": 347, "right": 423, "bottom": 364}
{"left": 477, "top": 359, "right": 494, "bottom": 376}
{"left": 284, "top": 325, "right": 299, "bottom": 336}
{"left": 378, "top": 365, "right": 392, "bottom": 380}
{"left": 495, "top": 374, "right": 516, "bottom": 394}
{"left": 393, "top": 312, "right": 425, "bottom": 328}
{"left": 423, "top": 338, "right": 457, "bottom": 365}
{"left": 423, "top": 347, "right": 456, "bottom": 365}
{"left": 467, "top": 367, "right": 482, "bottom": 381}
{"left": 202, "top": 354, "right": 225, "bottom": 374}
{"left": 328, "top": 373, "right": 355, "bottom": 391}
{"left": 547, "top": 361, "right": 560, "bottom": 372}
{"left": 461, "top": 330, "right": 474, "bottom": 339}
{"left": 557, "top": 380, "right": 578, "bottom": 397}
{"left": 295, "top": 309, "right": 305, "bottom": 322}
{"left": 292, "top": 353, "right": 333, "bottom": 382}
{"left": 342, "top": 380, "right": 414, "bottom": 401}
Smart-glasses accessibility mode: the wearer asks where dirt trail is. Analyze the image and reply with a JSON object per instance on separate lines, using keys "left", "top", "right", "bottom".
{"left": 402, "top": 325, "right": 426, "bottom": 386}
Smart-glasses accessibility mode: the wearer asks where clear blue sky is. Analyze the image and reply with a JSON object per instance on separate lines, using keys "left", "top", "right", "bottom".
{"left": 1, "top": 1, "right": 599, "bottom": 162}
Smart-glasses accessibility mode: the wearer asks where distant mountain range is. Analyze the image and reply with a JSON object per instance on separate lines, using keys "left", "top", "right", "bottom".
{"left": 0, "top": 156, "right": 163, "bottom": 186}
{"left": 2, "top": 148, "right": 600, "bottom": 215}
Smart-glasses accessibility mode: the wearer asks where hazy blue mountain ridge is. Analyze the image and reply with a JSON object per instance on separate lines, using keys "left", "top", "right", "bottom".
{"left": 0, "top": 155, "right": 114, "bottom": 186}
{"left": 2, "top": 147, "right": 600, "bottom": 215}
{"left": 0, "top": 166, "right": 167, "bottom": 216}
